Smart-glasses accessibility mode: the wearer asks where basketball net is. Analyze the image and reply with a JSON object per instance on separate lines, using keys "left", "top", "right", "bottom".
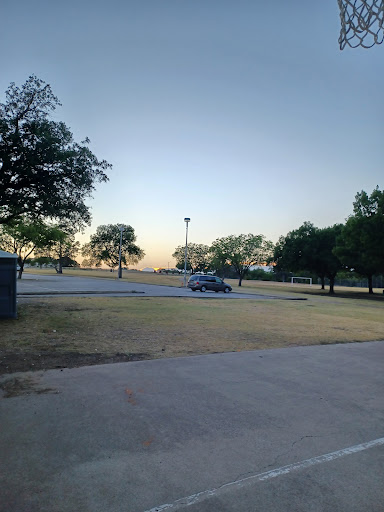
{"left": 338, "top": 0, "right": 384, "bottom": 49}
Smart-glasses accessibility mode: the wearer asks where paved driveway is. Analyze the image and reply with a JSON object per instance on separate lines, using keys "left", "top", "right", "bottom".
{"left": 17, "top": 273, "right": 297, "bottom": 300}
{"left": 1, "top": 342, "right": 383, "bottom": 511}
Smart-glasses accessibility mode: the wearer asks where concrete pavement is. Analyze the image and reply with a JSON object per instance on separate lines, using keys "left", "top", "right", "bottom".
{"left": 1, "top": 342, "right": 383, "bottom": 511}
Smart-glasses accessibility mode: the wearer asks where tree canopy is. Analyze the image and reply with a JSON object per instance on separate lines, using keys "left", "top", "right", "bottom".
{"left": 273, "top": 222, "right": 315, "bottom": 274}
{"left": 172, "top": 243, "right": 210, "bottom": 273}
{"left": 313, "top": 225, "right": 344, "bottom": 293}
{"left": 334, "top": 187, "right": 384, "bottom": 293}
{"left": 273, "top": 222, "right": 343, "bottom": 293}
{"left": 211, "top": 234, "right": 273, "bottom": 286}
{"left": 35, "top": 228, "right": 80, "bottom": 274}
{"left": 82, "top": 224, "right": 145, "bottom": 269}
{"left": 0, "top": 75, "right": 110, "bottom": 227}
{"left": 0, "top": 218, "right": 64, "bottom": 278}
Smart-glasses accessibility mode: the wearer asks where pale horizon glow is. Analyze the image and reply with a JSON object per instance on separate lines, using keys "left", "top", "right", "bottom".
{"left": 1, "top": 1, "right": 382, "bottom": 268}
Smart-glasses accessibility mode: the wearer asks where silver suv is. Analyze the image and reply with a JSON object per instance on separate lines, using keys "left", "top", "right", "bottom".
{"left": 187, "top": 275, "right": 232, "bottom": 293}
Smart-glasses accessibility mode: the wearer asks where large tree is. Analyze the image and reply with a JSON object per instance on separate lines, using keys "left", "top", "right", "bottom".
{"left": 82, "top": 224, "right": 145, "bottom": 269}
{"left": 172, "top": 243, "right": 210, "bottom": 273}
{"left": 273, "top": 222, "right": 343, "bottom": 294}
{"left": 273, "top": 222, "right": 316, "bottom": 277}
{"left": 0, "top": 75, "right": 110, "bottom": 227}
{"left": 313, "top": 225, "right": 344, "bottom": 294}
{"left": 211, "top": 234, "right": 273, "bottom": 286}
{"left": 0, "top": 218, "right": 64, "bottom": 278}
{"left": 35, "top": 228, "right": 80, "bottom": 274}
{"left": 334, "top": 187, "right": 384, "bottom": 294}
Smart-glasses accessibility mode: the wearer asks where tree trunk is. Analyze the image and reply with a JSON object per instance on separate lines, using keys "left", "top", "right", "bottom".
{"left": 368, "top": 275, "right": 374, "bottom": 294}
{"left": 320, "top": 276, "right": 325, "bottom": 290}
{"left": 17, "top": 256, "right": 23, "bottom": 279}
{"left": 238, "top": 276, "right": 243, "bottom": 286}
{"left": 58, "top": 246, "right": 63, "bottom": 273}
{"left": 329, "top": 275, "right": 335, "bottom": 294}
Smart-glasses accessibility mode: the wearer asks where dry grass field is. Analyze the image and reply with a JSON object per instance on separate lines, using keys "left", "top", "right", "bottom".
{"left": 1, "top": 287, "right": 383, "bottom": 374}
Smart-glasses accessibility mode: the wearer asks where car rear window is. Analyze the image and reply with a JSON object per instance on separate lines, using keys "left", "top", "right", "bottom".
{"left": 190, "top": 275, "right": 217, "bottom": 282}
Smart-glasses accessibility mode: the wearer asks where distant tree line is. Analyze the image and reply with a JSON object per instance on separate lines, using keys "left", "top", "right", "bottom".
{"left": 273, "top": 187, "right": 384, "bottom": 294}
{"left": 173, "top": 234, "right": 274, "bottom": 287}
{"left": 173, "top": 187, "right": 384, "bottom": 294}
{"left": 0, "top": 220, "right": 145, "bottom": 278}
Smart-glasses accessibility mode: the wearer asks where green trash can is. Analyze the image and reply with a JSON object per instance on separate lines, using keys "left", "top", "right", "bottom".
{"left": 0, "top": 250, "right": 18, "bottom": 318}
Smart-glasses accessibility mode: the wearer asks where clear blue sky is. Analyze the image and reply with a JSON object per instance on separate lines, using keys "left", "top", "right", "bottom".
{"left": 1, "top": 0, "right": 382, "bottom": 268}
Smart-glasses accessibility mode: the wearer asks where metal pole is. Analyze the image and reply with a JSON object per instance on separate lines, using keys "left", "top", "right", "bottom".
{"left": 118, "top": 226, "right": 124, "bottom": 279}
{"left": 183, "top": 218, "right": 190, "bottom": 287}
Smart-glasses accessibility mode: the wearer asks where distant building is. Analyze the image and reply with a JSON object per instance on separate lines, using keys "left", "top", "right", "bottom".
{"left": 140, "top": 267, "right": 156, "bottom": 272}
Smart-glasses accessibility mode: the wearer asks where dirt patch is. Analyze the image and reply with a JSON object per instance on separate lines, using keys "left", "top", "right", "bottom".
{"left": 0, "top": 351, "right": 151, "bottom": 375}
{"left": 0, "top": 375, "right": 56, "bottom": 398}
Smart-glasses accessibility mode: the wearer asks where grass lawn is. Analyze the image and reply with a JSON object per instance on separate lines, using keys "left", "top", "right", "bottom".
{"left": 1, "top": 293, "right": 383, "bottom": 374}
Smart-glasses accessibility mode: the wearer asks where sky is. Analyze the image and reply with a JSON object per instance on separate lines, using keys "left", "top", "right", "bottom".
{"left": 1, "top": 0, "right": 382, "bottom": 268}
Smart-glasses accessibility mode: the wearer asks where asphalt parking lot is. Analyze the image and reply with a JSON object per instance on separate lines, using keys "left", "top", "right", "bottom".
{"left": 1, "top": 341, "right": 383, "bottom": 512}
{"left": 16, "top": 273, "right": 295, "bottom": 300}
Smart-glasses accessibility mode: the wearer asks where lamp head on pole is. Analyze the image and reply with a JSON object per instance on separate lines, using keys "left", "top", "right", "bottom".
{"left": 184, "top": 217, "right": 190, "bottom": 224}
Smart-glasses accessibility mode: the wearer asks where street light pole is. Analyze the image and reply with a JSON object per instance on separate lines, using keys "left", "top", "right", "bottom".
{"left": 118, "top": 226, "right": 124, "bottom": 279}
{"left": 183, "top": 217, "right": 190, "bottom": 287}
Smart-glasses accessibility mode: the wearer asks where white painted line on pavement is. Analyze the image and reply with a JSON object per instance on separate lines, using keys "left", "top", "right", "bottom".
{"left": 144, "top": 436, "right": 384, "bottom": 512}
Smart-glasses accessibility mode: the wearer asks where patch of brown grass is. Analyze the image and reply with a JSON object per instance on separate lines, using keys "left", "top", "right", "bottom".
{"left": 230, "top": 279, "right": 384, "bottom": 300}
{"left": 1, "top": 296, "right": 383, "bottom": 367}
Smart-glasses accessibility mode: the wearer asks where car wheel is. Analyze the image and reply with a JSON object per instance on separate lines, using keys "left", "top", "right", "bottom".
{"left": 200, "top": 286, "right": 207, "bottom": 292}
{"left": 224, "top": 287, "right": 230, "bottom": 293}
{"left": 215, "top": 290, "right": 219, "bottom": 293}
